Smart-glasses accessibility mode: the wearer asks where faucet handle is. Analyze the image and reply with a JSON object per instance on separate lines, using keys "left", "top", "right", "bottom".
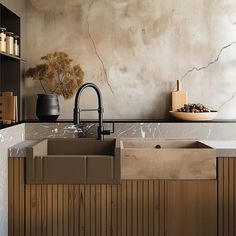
{"left": 102, "top": 130, "right": 111, "bottom": 135}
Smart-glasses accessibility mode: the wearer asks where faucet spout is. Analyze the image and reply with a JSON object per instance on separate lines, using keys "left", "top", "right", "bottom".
{"left": 73, "top": 83, "right": 109, "bottom": 140}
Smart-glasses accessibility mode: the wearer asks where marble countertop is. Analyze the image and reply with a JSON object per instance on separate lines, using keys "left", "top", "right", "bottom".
{"left": 8, "top": 139, "right": 236, "bottom": 158}
{"left": 201, "top": 140, "right": 236, "bottom": 157}
{"left": 8, "top": 140, "right": 38, "bottom": 158}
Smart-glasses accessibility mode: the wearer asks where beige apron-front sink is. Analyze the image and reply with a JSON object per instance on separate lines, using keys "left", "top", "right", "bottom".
{"left": 120, "top": 139, "right": 216, "bottom": 180}
{"left": 26, "top": 138, "right": 120, "bottom": 184}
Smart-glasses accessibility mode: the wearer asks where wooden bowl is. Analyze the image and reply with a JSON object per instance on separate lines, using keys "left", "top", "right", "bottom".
{"left": 169, "top": 111, "right": 218, "bottom": 121}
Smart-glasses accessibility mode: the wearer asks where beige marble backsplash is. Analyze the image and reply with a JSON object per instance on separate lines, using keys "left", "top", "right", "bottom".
{"left": 25, "top": 0, "right": 236, "bottom": 119}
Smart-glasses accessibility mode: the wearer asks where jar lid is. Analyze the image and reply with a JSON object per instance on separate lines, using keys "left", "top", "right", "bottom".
{"left": 6, "top": 32, "right": 14, "bottom": 36}
{"left": 14, "top": 35, "right": 19, "bottom": 39}
{"left": 0, "top": 27, "right": 6, "bottom": 32}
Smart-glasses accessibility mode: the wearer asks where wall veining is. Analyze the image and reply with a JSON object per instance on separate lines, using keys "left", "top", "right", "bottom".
{"left": 25, "top": 0, "right": 236, "bottom": 119}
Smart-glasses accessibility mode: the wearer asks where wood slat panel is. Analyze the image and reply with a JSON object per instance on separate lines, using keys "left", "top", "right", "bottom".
{"left": 229, "top": 158, "right": 234, "bottom": 236}
{"left": 111, "top": 184, "right": 118, "bottom": 236}
{"left": 224, "top": 159, "right": 229, "bottom": 236}
{"left": 41, "top": 185, "right": 47, "bottom": 236}
{"left": 63, "top": 185, "right": 69, "bottom": 235}
{"left": 79, "top": 185, "right": 85, "bottom": 236}
{"left": 121, "top": 181, "right": 127, "bottom": 236}
{"left": 25, "top": 184, "right": 31, "bottom": 236}
{"left": 73, "top": 185, "right": 79, "bottom": 236}
{"left": 30, "top": 185, "right": 36, "bottom": 236}
{"left": 90, "top": 185, "right": 96, "bottom": 236}
{"left": 132, "top": 180, "right": 138, "bottom": 236}
{"left": 137, "top": 180, "right": 143, "bottom": 236}
{"left": 117, "top": 183, "right": 122, "bottom": 236}
{"left": 165, "top": 180, "right": 217, "bottom": 236}
{"left": 9, "top": 159, "right": 167, "bottom": 236}
{"left": 148, "top": 180, "right": 154, "bottom": 236}
{"left": 46, "top": 185, "right": 52, "bottom": 236}
{"left": 218, "top": 157, "right": 236, "bottom": 236}
{"left": 106, "top": 184, "right": 112, "bottom": 236}
{"left": 52, "top": 185, "right": 58, "bottom": 236}
{"left": 85, "top": 185, "right": 91, "bottom": 236}
{"left": 101, "top": 185, "right": 107, "bottom": 236}
{"left": 143, "top": 180, "right": 149, "bottom": 236}
{"left": 126, "top": 180, "right": 132, "bottom": 236}
{"left": 19, "top": 159, "right": 24, "bottom": 236}
{"left": 36, "top": 184, "right": 42, "bottom": 236}
{"left": 68, "top": 185, "right": 74, "bottom": 236}
{"left": 8, "top": 158, "right": 14, "bottom": 236}
{"left": 218, "top": 158, "right": 224, "bottom": 236}
{"left": 57, "top": 185, "right": 63, "bottom": 236}
{"left": 13, "top": 158, "right": 19, "bottom": 234}
{"left": 95, "top": 185, "right": 101, "bottom": 236}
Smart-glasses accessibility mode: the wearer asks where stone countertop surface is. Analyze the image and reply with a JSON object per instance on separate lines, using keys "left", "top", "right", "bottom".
{"left": 201, "top": 140, "right": 236, "bottom": 157}
{"left": 8, "top": 139, "right": 236, "bottom": 158}
{"left": 8, "top": 140, "right": 38, "bottom": 158}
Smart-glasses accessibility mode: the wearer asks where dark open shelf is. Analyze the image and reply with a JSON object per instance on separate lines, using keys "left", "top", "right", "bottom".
{"left": 0, "top": 4, "right": 21, "bottom": 120}
{"left": 0, "top": 51, "right": 23, "bottom": 60}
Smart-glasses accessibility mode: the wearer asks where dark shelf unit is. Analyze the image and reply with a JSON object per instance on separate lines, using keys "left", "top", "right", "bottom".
{"left": 0, "top": 51, "right": 22, "bottom": 60}
{"left": 0, "top": 4, "right": 21, "bottom": 119}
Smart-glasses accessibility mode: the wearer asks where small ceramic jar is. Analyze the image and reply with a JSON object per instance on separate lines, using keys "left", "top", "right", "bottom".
{"left": 0, "top": 27, "right": 6, "bottom": 52}
{"left": 6, "top": 32, "right": 14, "bottom": 54}
{"left": 14, "top": 35, "right": 20, "bottom": 56}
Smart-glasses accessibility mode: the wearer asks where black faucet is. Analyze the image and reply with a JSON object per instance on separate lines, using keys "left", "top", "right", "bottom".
{"left": 73, "top": 83, "right": 111, "bottom": 140}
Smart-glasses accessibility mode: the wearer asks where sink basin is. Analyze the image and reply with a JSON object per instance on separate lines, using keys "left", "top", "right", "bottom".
{"left": 120, "top": 138, "right": 216, "bottom": 180}
{"left": 121, "top": 139, "right": 210, "bottom": 149}
{"left": 26, "top": 138, "right": 120, "bottom": 184}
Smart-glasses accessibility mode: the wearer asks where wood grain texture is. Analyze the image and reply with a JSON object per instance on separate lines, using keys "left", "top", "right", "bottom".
{"left": 8, "top": 158, "right": 25, "bottom": 236}
{"left": 9, "top": 158, "right": 165, "bottom": 236}
{"left": 11, "top": 158, "right": 226, "bottom": 236}
{"left": 218, "top": 158, "right": 236, "bottom": 236}
{"left": 165, "top": 180, "right": 218, "bottom": 236}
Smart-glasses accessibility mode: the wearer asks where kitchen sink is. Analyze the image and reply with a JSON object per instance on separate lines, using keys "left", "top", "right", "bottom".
{"left": 120, "top": 138, "right": 216, "bottom": 180}
{"left": 26, "top": 138, "right": 120, "bottom": 184}
{"left": 121, "top": 139, "right": 210, "bottom": 149}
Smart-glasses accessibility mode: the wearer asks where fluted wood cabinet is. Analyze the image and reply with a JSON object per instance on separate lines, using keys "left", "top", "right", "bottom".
{"left": 218, "top": 158, "right": 236, "bottom": 236}
{"left": 9, "top": 157, "right": 235, "bottom": 236}
{"left": 9, "top": 158, "right": 166, "bottom": 236}
{"left": 165, "top": 180, "right": 217, "bottom": 236}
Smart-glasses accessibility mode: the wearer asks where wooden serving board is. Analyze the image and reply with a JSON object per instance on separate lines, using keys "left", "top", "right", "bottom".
{"left": 171, "top": 80, "right": 188, "bottom": 111}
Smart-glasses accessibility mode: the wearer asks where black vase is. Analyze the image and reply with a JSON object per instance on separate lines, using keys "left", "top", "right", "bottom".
{"left": 36, "top": 94, "right": 60, "bottom": 121}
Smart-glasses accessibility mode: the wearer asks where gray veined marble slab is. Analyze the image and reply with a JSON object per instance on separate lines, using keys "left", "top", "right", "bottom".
{"left": 25, "top": 122, "right": 236, "bottom": 140}
{"left": 8, "top": 140, "right": 38, "bottom": 158}
{"left": 0, "top": 123, "right": 25, "bottom": 236}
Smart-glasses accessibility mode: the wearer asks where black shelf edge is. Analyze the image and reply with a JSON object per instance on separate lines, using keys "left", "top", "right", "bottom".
{"left": 0, "top": 51, "right": 25, "bottom": 61}
{"left": 23, "top": 119, "right": 236, "bottom": 124}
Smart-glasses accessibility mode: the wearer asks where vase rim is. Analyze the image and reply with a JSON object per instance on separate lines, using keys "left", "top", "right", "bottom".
{"left": 37, "top": 93, "right": 58, "bottom": 97}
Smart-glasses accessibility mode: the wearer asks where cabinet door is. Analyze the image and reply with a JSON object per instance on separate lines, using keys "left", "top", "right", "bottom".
{"left": 165, "top": 180, "right": 217, "bottom": 236}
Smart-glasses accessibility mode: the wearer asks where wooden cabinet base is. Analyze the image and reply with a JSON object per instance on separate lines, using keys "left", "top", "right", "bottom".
{"left": 9, "top": 158, "right": 165, "bottom": 236}
{"left": 165, "top": 180, "right": 217, "bottom": 236}
{"left": 9, "top": 157, "right": 235, "bottom": 236}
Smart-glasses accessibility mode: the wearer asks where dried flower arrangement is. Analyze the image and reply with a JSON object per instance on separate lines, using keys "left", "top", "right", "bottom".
{"left": 26, "top": 52, "right": 84, "bottom": 99}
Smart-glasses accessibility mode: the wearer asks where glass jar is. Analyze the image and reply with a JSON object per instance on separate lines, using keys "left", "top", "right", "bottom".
{"left": 6, "top": 32, "right": 14, "bottom": 54}
{"left": 0, "top": 27, "right": 6, "bottom": 52}
{"left": 14, "top": 35, "right": 20, "bottom": 56}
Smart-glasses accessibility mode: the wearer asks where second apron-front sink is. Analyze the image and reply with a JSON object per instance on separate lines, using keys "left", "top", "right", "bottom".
{"left": 26, "top": 138, "right": 120, "bottom": 184}
{"left": 120, "top": 139, "right": 216, "bottom": 180}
